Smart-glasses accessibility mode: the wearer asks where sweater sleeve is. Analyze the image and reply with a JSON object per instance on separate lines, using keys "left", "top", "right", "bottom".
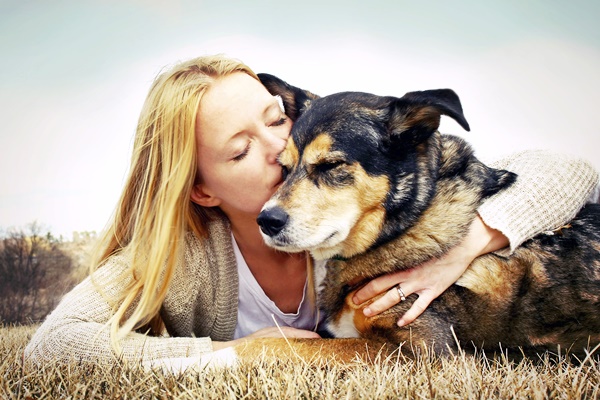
{"left": 477, "top": 150, "right": 599, "bottom": 255}
{"left": 23, "top": 254, "right": 214, "bottom": 368}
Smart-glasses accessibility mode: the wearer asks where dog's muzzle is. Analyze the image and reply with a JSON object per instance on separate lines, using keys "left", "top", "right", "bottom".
{"left": 257, "top": 207, "right": 289, "bottom": 237}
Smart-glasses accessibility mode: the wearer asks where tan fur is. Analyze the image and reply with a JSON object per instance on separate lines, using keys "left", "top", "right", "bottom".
{"left": 279, "top": 137, "right": 299, "bottom": 166}
{"left": 281, "top": 177, "right": 357, "bottom": 225}
{"left": 394, "top": 106, "right": 441, "bottom": 134}
{"left": 234, "top": 337, "right": 390, "bottom": 364}
{"left": 280, "top": 165, "right": 388, "bottom": 253}
{"left": 328, "top": 288, "right": 383, "bottom": 333}
{"left": 304, "top": 134, "right": 335, "bottom": 165}
{"left": 339, "top": 166, "right": 389, "bottom": 257}
{"left": 456, "top": 256, "right": 514, "bottom": 302}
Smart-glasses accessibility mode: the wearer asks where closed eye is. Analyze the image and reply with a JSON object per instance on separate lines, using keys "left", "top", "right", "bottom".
{"left": 316, "top": 160, "right": 344, "bottom": 173}
{"left": 232, "top": 143, "right": 250, "bottom": 162}
{"left": 270, "top": 117, "right": 288, "bottom": 127}
{"left": 311, "top": 159, "right": 353, "bottom": 186}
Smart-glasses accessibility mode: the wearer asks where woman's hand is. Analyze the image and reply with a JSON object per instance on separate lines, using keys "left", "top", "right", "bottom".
{"left": 212, "top": 326, "right": 320, "bottom": 351}
{"left": 352, "top": 215, "right": 509, "bottom": 327}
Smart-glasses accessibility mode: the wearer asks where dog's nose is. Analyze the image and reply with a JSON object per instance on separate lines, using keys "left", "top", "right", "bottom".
{"left": 257, "top": 207, "right": 289, "bottom": 237}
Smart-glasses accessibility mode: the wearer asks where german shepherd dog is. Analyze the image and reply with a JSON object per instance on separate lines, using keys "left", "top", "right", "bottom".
{"left": 254, "top": 73, "right": 600, "bottom": 359}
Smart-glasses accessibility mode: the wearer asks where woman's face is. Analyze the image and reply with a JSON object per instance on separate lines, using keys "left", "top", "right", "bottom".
{"left": 192, "top": 72, "right": 292, "bottom": 220}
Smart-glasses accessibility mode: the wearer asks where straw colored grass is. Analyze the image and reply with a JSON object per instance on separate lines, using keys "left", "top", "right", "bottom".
{"left": 2, "top": 324, "right": 599, "bottom": 399}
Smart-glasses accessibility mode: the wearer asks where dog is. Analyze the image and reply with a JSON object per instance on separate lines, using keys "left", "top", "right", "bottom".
{"left": 253, "top": 73, "right": 600, "bottom": 359}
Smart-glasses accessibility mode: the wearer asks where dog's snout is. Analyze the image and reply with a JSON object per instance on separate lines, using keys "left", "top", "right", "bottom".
{"left": 257, "top": 207, "right": 289, "bottom": 237}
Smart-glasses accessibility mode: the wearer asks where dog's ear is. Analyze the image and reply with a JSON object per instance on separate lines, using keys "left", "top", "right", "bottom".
{"left": 257, "top": 73, "right": 319, "bottom": 120}
{"left": 388, "top": 89, "right": 470, "bottom": 146}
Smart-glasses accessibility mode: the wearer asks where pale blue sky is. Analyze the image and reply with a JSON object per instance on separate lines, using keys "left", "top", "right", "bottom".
{"left": 1, "top": 0, "right": 599, "bottom": 237}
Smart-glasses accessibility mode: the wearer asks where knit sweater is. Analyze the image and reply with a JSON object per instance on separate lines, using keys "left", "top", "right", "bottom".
{"left": 24, "top": 150, "right": 599, "bottom": 366}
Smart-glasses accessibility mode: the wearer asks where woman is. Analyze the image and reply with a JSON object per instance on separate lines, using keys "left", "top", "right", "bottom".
{"left": 25, "top": 55, "right": 598, "bottom": 367}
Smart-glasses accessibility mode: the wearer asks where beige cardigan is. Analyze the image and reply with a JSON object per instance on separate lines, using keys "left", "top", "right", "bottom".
{"left": 24, "top": 150, "right": 599, "bottom": 365}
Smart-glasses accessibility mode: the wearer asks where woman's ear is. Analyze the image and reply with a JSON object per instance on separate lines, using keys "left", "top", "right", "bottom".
{"left": 190, "top": 184, "right": 221, "bottom": 207}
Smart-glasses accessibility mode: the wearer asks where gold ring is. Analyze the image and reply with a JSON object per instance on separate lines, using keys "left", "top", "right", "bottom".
{"left": 396, "top": 284, "right": 406, "bottom": 301}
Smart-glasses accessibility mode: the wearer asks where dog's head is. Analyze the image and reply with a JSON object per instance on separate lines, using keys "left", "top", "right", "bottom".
{"left": 256, "top": 74, "right": 474, "bottom": 260}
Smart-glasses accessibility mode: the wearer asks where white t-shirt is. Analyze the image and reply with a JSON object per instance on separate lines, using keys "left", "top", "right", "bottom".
{"left": 232, "top": 235, "right": 327, "bottom": 339}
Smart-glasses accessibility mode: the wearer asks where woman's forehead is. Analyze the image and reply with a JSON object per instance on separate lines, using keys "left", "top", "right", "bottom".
{"left": 195, "top": 73, "right": 277, "bottom": 144}
{"left": 203, "top": 73, "right": 268, "bottom": 112}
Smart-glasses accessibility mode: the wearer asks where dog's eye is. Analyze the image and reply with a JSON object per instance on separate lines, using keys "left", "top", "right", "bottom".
{"left": 316, "top": 161, "right": 344, "bottom": 174}
{"left": 312, "top": 160, "right": 352, "bottom": 186}
{"left": 307, "top": 151, "right": 350, "bottom": 182}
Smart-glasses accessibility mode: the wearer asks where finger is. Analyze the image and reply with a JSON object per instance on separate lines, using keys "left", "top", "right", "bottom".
{"left": 397, "top": 293, "right": 434, "bottom": 327}
{"left": 353, "top": 270, "right": 409, "bottom": 305}
{"left": 363, "top": 284, "right": 409, "bottom": 317}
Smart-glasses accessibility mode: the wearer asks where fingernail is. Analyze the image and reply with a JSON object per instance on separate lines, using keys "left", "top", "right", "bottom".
{"left": 397, "top": 319, "right": 405, "bottom": 327}
{"left": 352, "top": 295, "right": 359, "bottom": 304}
{"left": 363, "top": 307, "right": 372, "bottom": 316}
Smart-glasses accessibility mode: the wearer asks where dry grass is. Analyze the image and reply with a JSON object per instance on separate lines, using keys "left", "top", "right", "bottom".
{"left": 2, "top": 324, "right": 600, "bottom": 399}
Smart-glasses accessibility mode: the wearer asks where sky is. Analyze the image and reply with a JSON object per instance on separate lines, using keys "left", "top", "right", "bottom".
{"left": 1, "top": 0, "right": 599, "bottom": 238}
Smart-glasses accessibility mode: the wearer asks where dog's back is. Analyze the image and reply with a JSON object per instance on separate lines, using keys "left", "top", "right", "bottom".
{"left": 496, "top": 204, "right": 600, "bottom": 352}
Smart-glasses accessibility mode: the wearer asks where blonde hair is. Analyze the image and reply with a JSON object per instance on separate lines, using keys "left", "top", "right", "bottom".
{"left": 91, "top": 55, "right": 258, "bottom": 351}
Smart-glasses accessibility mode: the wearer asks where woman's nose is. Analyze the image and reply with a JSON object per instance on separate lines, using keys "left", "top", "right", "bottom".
{"left": 265, "top": 134, "right": 287, "bottom": 164}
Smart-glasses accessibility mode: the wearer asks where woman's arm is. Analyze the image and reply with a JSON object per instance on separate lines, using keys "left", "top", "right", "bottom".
{"left": 353, "top": 150, "right": 599, "bottom": 325}
{"left": 23, "top": 256, "right": 214, "bottom": 367}
{"left": 24, "top": 253, "right": 321, "bottom": 372}
{"left": 479, "top": 150, "right": 599, "bottom": 255}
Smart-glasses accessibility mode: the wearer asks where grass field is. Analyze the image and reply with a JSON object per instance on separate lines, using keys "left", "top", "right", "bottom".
{"left": 2, "top": 324, "right": 599, "bottom": 399}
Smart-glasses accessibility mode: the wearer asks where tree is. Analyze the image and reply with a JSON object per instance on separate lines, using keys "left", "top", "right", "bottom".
{"left": 0, "top": 222, "right": 75, "bottom": 324}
